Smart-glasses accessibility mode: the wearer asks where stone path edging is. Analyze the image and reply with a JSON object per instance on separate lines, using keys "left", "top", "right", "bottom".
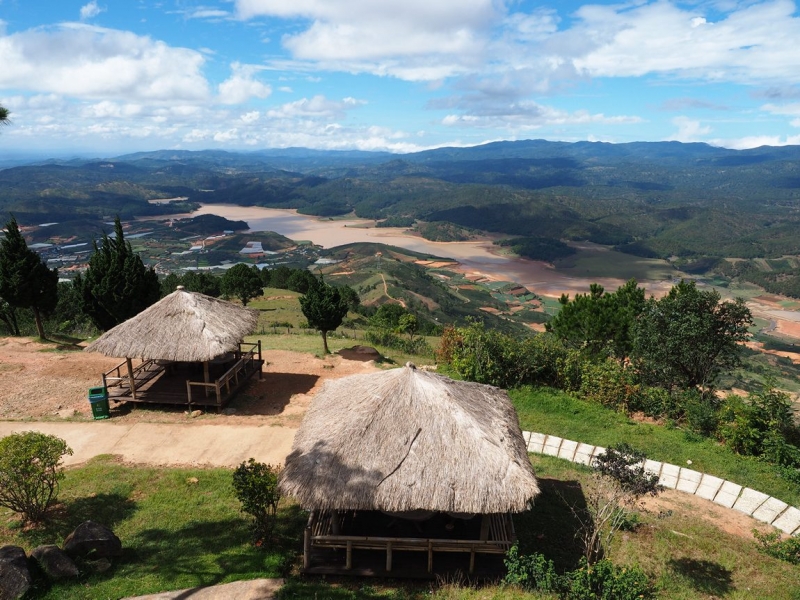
{"left": 521, "top": 430, "right": 800, "bottom": 536}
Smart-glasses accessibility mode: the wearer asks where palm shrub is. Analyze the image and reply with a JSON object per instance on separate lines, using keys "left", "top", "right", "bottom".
{"left": 0, "top": 431, "right": 73, "bottom": 523}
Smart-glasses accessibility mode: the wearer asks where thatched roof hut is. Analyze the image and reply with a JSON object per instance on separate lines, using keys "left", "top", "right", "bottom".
{"left": 280, "top": 363, "right": 539, "bottom": 515}
{"left": 85, "top": 287, "right": 258, "bottom": 362}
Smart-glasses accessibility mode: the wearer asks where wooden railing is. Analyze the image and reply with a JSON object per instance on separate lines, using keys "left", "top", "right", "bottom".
{"left": 102, "top": 359, "right": 157, "bottom": 391}
{"left": 186, "top": 341, "right": 262, "bottom": 411}
{"left": 304, "top": 509, "right": 514, "bottom": 574}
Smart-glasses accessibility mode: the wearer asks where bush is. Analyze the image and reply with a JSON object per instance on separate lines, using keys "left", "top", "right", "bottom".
{"left": 753, "top": 529, "right": 800, "bottom": 564}
{"left": 565, "top": 558, "right": 653, "bottom": 600}
{"left": 579, "top": 359, "right": 640, "bottom": 411}
{"left": 0, "top": 431, "right": 73, "bottom": 523}
{"left": 504, "top": 546, "right": 653, "bottom": 599}
{"left": 232, "top": 459, "right": 282, "bottom": 544}
{"left": 363, "top": 328, "right": 432, "bottom": 356}
{"left": 717, "top": 385, "right": 800, "bottom": 467}
{"left": 681, "top": 389, "right": 720, "bottom": 436}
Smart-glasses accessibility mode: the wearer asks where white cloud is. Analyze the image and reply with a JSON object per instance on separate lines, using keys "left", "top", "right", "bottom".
{"left": 218, "top": 63, "right": 272, "bottom": 104}
{"left": 712, "top": 133, "right": 800, "bottom": 149}
{"left": 570, "top": 0, "right": 800, "bottom": 83}
{"left": 80, "top": 1, "right": 104, "bottom": 21}
{"left": 761, "top": 102, "right": 800, "bottom": 116}
{"left": 668, "top": 116, "right": 712, "bottom": 142}
{"left": 266, "top": 95, "right": 364, "bottom": 119}
{"left": 235, "top": 0, "right": 498, "bottom": 80}
{"left": 0, "top": 24, "right": 210, "bottom": 102}
{"left": 240, "top": 111, "right": 261, "bottom": 123}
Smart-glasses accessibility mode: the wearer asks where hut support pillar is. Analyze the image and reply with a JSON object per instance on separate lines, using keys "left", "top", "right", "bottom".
{"left": 345, "top": 541, "right": 352, "bottom": 570}
{"left": 427, "top": 541, "right": 433, "bottom": 573}
{"left": 258, "top": 340, "right": 263, "bottom": 381}
{"left": 386, "top": 542, "right": 392, "bottom": 572}
{"left": 203, "top": 361, "right": 210, "bottom": 397}
{"left": 126, "top": 358, "right": 137, "bottom": 401}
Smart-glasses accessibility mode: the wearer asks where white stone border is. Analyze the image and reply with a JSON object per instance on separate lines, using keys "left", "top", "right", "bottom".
{"left": 522, "top": 430, "right": 800, "bottom": 536}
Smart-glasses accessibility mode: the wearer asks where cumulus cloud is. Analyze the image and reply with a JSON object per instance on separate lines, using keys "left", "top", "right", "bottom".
{"left": 80, "top": 1, "right": 104, "bottom": 21}
{"left": 712, "top": 133, "right": 800, "bottom": 149}
{"left": 669, "top": 116, "right": 712, "bottom": 142}
{"left": 0, "top": 23, "right": 210, "bottom": 102}
{"left": 266, "top": 95, "right": 364, "bottom": 119}
{"left": 218, "top": 63, "right": 272, "bottom": 104}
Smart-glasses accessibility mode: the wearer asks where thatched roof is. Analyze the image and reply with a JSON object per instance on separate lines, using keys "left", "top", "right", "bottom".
{"left": 85, "top": 287, "right": 259, "bottom": 362}
{"left": 279, "top": 363, "right": 539, "bottom": 514}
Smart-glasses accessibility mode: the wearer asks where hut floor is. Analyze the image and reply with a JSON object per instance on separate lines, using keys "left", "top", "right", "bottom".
{"left": 304, "top": 548, "right": 506, "bottom": 579}
{"left": 107, "top": 359, "right": 264, "bottom": 410}
{"left": 305, "top": 511, "right": 508, "bottom": 579}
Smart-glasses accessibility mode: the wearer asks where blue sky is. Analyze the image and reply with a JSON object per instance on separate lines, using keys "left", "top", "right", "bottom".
{"left": 1, "top": 0, "right": 800, "bottom": 155}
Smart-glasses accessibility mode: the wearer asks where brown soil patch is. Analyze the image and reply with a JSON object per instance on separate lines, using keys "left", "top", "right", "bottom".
{"left": 0, "top": 337, "right": 379, "bottom": 425}
{"left": 639, "top": 489, "right": 777, "bottom": 540}
{"left": 776, "top": 319, "right": 800, "bottom": 338}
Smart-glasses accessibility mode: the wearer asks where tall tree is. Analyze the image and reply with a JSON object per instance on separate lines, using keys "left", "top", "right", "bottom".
{"left": 0, "top": 217, "right": 58, "bottom": 338}
{"left": 299, "top": 278, "right": 350, "bottom": 354}
{"left": 77, "top": 217, "right": 160, "bottom": 331}
{"left": 547, "top": 279, "right": 646, "bottom": 361}
{"left": 220, "top": 264, "right": 263, "bottom": 306}
{"left": 633, "top": 280, "right": 752, "bottom": 395}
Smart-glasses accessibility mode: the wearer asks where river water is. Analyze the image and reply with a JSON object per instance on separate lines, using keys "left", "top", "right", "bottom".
{"left": 176, "top": 205, "right": 645, "bottom": 297}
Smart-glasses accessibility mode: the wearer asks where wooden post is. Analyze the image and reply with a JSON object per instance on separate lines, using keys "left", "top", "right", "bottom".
{"left": 386, "top": 541, "right": 393, "bottom": 572}
{"left": 427, "top": 541, "right": 433, "bottom": 573}
{"left": 203, "top": 361, "right": 210, "bottom": 397}
{"left": 469, "top": 547, "right": 475, "bottom": 574}
{"left": 479, "top": 514, "right": 490, "bottom": 541}
{"left": 303, "top": 526, "right": 311, "bottom": 570}
{"left": 216, "top": 382, "right": 222, "bottom": 412}
{"left": 258, "top": 339, "right": 263, "bottom": 381}
{"left": 331, "top": 510, "right": 341, "bottom": 535}
{"left": 345, "top": 541, "right": 352, "bottom": 570}
{"left": 186, "top": 380, "right": 192, "bottom": 413}
{"left": 126, "top": 358, "right": 137, "bottom": 401}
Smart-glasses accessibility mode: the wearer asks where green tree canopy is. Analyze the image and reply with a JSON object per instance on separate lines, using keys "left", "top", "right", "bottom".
{"left": 220, "top": 263, "right": 263, "bottom": 306}
{"left": 77, "top": 217, "right": 160, "bottom": 331}
{"left": 299, "top": 277, "right": 351, "bottom": 354}
{"left": 0, "top": 217, "right": 58, "bottom": 338}
{"left": 0, "top": 105, "right": 8, "bottom": 126}
{"left": 547, "top": 279, "right": 645, "bottom": 361}
{"left": 632, "top": 280, "right": 752, "bottom": 395}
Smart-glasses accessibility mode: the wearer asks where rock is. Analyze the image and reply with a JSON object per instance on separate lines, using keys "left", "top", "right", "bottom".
{"left": 337, "top": 345, "right": 383, "bottom": 362}
{"left": 190, "top": 410, "right": 203, "bottom": 418}
{"left": 84, "top": 558, "right": 112, "bottom": 573}
{"left": 0, "top": 545, "right": 32, "bottom": 600}
{"left": 31, "top": 545, "right": 79, "bottom": 580}
{"left": 63, "top": 521, "right": 122, "bottom": 559}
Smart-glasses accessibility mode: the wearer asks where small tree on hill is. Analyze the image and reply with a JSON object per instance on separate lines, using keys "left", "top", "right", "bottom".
{"left": 77, "top": 217, "right": 160, "bottom": 331}
{"left": 0, "top": 432, "right": 73, "bottom": 524}
{"left": 221, "top": 263, "right": 263, "bottom": 306}
{"left": 299, "top": 277, "right": 350, "bottom": 354}
{"left": 0, "top": 217, "right": 59, "bottom": 338}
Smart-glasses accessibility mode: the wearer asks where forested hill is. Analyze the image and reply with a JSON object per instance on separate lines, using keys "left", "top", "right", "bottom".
{"left": 3, "top": 140, "right": 800, "bottom": 261}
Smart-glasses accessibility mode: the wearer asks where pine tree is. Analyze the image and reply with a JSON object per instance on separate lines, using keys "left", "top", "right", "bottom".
{"left": 77, "top": 217, "right": 160, "bottom": 331}
{"left": 0, "top": 217, "right": 58, "bottom": 338}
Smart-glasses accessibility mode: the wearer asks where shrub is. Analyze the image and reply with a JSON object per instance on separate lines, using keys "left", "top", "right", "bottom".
{"left": 565, "top": 558, "right": 653, "bottom": 600}
{"left": 753, "top": 529, "right": 800, "bottom": 564}
{"left": 0, "top": 431, "right": 73, "bottom": 523}
{"left": 681, "top": 389, "right": 720, "bottom": 436}
{"left": 504, "top": 544, "right": 561, "bottom": 593}
{"left": 579, "top": 359, "right": 640, "bottom": 411}
{"left": 717, "top": 385, "right": 800, "bottom": 467}
{"left": 364, "top": 328, "right": 432, "bottom": 356}
{"left": 232, "top": 459, "right": 282, "bottom": 544}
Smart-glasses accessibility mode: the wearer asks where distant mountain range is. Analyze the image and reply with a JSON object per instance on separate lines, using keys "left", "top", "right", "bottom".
{"left": 2, "top": 139, "right": 800, "bottom": 265}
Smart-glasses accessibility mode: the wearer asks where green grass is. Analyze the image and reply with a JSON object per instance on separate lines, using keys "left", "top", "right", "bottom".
{"left": 510, "top": 387, "right": 800, "bottom": 507}
{"left": 0, "top": 456, "right": 304, "bottom": 599}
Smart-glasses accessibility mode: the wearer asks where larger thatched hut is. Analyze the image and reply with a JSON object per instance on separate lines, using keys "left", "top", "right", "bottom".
{"left": 85, "top": 286, "right": 263, "bottom": 411}
{"left": 280, "top": 362, "right": 539, "bottom": 577}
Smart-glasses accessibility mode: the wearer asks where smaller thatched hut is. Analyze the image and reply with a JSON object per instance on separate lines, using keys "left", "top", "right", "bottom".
{"left": 280, "top": 362, "right": 539, "bottom": 577}
{"left": 85, "top": 286, "right": 263, "bottom": 410}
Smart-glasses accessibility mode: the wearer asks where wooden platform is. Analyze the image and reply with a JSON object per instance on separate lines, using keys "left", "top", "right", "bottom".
{"left": 102, "top": 342, "right": 264, "bottom": 412}
{"left": 302, "top": 510, "right": 513, "bottom": 578}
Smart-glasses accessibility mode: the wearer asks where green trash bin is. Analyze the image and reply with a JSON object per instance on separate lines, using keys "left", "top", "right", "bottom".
{"left": 88, "top": 386, "right": 110, "bottom": 420}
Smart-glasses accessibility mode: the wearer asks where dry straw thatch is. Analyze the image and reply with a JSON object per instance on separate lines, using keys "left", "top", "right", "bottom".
{"left": 85, "top": 287, "right": 259, "bottom": 362}
{"left": 280, "top": 363, "right": 539, "bottom": 514}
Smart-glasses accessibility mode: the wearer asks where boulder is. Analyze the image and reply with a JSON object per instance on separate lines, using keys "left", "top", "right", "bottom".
{"left": 337, "top": 345, "right": 383, "bottom": 362}
{"left": 63, "top": 521, "right": 122, "bottom": 559}
{"left": 0, "top": 545, "right": 31, "bottom": 600}
{"left": 31, "top": 545, "right": 79, "bottom": 580}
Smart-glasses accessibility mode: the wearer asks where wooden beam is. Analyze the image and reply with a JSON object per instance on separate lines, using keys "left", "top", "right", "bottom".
{"left": 126, "top": 358, "right": 137, "bottom": 401}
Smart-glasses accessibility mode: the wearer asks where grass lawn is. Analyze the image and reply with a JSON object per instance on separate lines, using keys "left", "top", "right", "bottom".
{"left": 2, "top": 454, "right": 796, "bottom": 599}
{"left": 0, "top": 456, "right": 304, "bottom": 599}
{"left": 510, "top": 387, "right": 800, "bottom": 507}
